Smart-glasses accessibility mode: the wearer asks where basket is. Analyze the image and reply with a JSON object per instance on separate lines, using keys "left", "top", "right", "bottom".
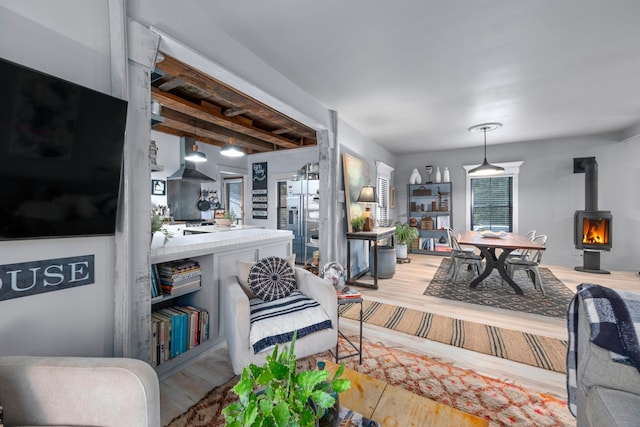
{"left": 412, "top": 186, "right": 432, "bottom": 196}
{"left": 421, "top": 216, "right": 434, "bottom": 230}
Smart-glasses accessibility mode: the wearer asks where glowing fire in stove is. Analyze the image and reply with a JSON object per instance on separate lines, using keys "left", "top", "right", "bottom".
{"left": 582, "top": 218, "right": 610, "bottom": 245}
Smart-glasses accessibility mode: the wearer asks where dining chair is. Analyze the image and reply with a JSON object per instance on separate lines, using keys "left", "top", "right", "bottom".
{"left": 445, "top": 228, "right": 476, "bottom": 274}
{"left": 507, "top": 229, "right": 536, "bottom": 260}
{"left": 505, "top": 234, "right": 547, "bottom": 295}
{"left": 448, "top": 231, "right": 483, "bottom": 281}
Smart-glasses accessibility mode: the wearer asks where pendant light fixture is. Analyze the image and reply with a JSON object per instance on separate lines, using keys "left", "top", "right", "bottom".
{"left": 467, "top": 122, "right": 504, "bottom": 176}
{"left": 185, "top": 121, "right": 207, "bottom": 163}
{"left": 221, "top": 122, "right": 245, "bottom": 157}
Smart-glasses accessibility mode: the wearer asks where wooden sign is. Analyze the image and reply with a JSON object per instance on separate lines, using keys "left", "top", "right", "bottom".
{"left": 0, "top": 255, "right": 95, "bottom": 301}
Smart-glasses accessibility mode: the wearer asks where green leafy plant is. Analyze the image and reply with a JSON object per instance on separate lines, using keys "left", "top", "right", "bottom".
{"left": 395, "top": 221, "right": 419, "bottom": 246}
{"left": 224, "top": 211, "right": 236, "bottom": 221}
{"left": 151, "top": 214, "right": 173, "bottom": 244}
{"left": 350, "top": 215, "right": 366, "bottom": 232}
{"left": 222, "top": 332, "right": 351, "bottom": 427}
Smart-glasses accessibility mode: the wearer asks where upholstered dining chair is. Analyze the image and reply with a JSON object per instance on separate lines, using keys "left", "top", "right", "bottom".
{"left": 447, "top": 231, "right": 483, "bottom": 281}
{"left": 505, "top": 234, "right": 547, "bottom": 295}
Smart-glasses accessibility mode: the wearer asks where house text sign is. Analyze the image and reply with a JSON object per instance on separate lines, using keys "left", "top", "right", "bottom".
{"left": 0, "top": 255, "right": 95, "bottom": 301}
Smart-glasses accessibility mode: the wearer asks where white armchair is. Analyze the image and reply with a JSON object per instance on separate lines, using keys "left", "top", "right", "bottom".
{"left": 223, "top": 267, "right": 338, "bottom": 375}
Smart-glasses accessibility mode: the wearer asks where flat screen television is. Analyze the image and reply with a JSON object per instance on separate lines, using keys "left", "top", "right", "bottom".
{"left": 0, "top": 57, "right": 128, "bottom": 240}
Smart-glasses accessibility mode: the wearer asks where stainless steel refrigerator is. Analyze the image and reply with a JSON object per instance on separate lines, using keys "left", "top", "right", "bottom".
{"left": 279, "top": 179, "right": 319, "bottom": 263}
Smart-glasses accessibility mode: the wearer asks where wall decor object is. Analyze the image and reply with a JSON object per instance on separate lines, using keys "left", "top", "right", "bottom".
{"left": 435, "top": 166, "right": 442, "bottom": 183}
{"left": 409, "top": 168, "right": 421, "bottom": 184}
{"left": 251, "top": 162, "right": 268, "bottom": 219}
{"left": 151, "top": 179, "right": 166, "bottom": 195}
{"left": 390, "top": 186, "right": 396, "bottom": 208}
{"left": 0, "top": 255, "right": 95, "bottom": 301}
{"left": 424, "top": 165, "right": 433, "bottom": 183}
{"left": 342, "top": 153, "right": 372, "bottom": 232}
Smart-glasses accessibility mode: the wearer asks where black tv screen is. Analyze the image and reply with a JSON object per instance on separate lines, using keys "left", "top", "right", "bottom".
{"left": 0, "top": 57, "right": 128, "bottom": 240}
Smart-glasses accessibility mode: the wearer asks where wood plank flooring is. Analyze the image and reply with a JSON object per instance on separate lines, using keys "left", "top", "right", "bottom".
{"left": 159, "top": 254, "right": 639, "bottom": 425}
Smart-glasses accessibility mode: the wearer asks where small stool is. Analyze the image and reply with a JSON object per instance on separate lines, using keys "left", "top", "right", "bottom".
{"left": 331, "top": 297, "right": 363, "bottom": 364}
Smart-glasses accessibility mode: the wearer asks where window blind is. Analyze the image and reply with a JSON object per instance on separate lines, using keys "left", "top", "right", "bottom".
{"left": 470, "top": 176, "right": 513, "bottom": 232}
{"left": 377, "top": 176, "right": 389, "bottom": 226}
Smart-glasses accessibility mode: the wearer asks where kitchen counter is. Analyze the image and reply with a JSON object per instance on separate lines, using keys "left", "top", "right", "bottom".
{"left": 160, "top": 223, "right": 261, "bottom": 236}
{"left": 183, "top": 224, "right": 262, "bottom": 234}
{"left": 151, "top": 227, "right": 293, "bottom": 263}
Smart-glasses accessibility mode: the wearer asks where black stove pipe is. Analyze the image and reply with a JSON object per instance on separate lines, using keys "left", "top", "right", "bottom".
{"left": 584, "top": 158, "right": 598, "bottom": 212}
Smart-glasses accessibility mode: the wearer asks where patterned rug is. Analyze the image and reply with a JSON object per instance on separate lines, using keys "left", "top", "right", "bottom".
{"left": 339, "top": 300, "right": 568, "bottom": 373}
{"left": 423, "top": 258, "right": 576, "bottom": 318}
{"left": 166, "top": 337, "right": 574, "bottom": 427}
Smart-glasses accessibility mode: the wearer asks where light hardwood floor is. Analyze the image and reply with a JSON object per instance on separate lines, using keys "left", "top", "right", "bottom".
{"left": 159, "top": 254, "right": 639, "bottom": 425}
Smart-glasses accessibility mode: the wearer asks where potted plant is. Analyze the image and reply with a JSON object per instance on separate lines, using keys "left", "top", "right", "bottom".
{"left": 395, "top": 221, "right": 419, "bottom": 259}
{"left": 151, "top": 214, "right": 173, "bottom": 245}
{"left": 350, "top": 215, "right": 366, "bottom": 232}
{"left": 217, "top": 211, "right": 236, "bottom": 227}
{"left": 222, "top": 332, "right": 351, "bottom": 427}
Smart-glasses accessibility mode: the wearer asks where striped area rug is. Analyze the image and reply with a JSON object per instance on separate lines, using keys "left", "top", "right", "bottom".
{"left": 339, "top": 300, "right": 568, "bottom": 373}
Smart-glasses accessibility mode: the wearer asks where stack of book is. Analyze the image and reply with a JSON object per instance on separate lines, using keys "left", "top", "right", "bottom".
{"left": 151, "top": 305, "right": 209, "bottom": 367}
{"left": 153, "top": 259, "right": 202, "bottom": 296}
{"left": 336, "top": 287, "right": 362, "bottom": 299}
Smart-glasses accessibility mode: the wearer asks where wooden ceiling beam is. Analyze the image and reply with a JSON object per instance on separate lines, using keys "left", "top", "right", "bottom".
{"left": 159, "top": 108, "right": 275, "bottom": 152}
{"left": 152, "top": 87, "right": 300, "bottom": 149}
{"left": 155, "top": 54, "right": 317, "bottom": 141}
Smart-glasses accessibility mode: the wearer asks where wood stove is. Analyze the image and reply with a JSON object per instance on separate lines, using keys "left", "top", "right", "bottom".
{"left": 574, "top": 210, "right": 612, "bottom": 250}
{"left": 573, "top": 157, "right": 611, "bottom": 274}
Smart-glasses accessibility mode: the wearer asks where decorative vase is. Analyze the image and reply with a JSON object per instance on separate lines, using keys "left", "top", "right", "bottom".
{"left": 409, "top": 168, "right": 421, "bottom": 184}
{"left": 443, "top": 167, "right": 450, "bottom": 183}
{"left": 435, "top": 167, "right": 442, "bottom": 183}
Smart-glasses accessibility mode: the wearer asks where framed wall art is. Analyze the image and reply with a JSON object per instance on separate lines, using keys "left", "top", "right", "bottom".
{"left": 342, "top": 153, "right": 373, "bottom": 232}
{"left": 151, "top": 179, "right": 166, "bottom": 195}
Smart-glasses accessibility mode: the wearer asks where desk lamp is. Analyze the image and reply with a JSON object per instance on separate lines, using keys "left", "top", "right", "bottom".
{"left": 356, "top": 185, "right": 378, "bottom": 231}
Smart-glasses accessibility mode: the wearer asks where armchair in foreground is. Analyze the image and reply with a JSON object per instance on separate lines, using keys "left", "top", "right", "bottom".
{"left": 0, "top": 356, "right": 160, "bottom": 426}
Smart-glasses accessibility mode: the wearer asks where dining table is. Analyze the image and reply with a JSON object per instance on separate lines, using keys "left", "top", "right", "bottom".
{"left": 456, "top": 230, "right": 546, "bottom": 295}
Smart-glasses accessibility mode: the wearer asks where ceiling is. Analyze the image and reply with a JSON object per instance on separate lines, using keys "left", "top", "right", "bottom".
{"left": 146, "top": 1, "right": 640, "bottom": 155}
{"left": 151, "top": 54, "right": 317, "bottom": 154}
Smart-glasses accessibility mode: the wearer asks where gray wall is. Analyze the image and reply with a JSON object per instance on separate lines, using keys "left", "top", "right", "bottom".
{"left": 0, "top": 2, "right": 116, "bottom": 356}
{"left": 396, "top": 133, "right": 639, "bottom": 272}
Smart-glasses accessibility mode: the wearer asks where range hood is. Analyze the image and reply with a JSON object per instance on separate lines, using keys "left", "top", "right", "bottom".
{"left": 167, "top": 137, "right": 216, "bottom": 182}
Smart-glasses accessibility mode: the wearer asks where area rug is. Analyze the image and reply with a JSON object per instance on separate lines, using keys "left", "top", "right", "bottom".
{"left": 423, "top": 258, "right": 576, "bottom": 318}
{"left": 166, "top": 337, "right": 574, "bottom": 427}
{"left": 339, "top": 300, "right": 568, "bottom": 373}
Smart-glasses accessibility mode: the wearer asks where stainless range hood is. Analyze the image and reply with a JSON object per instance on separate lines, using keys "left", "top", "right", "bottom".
{"left": 167, "top": 137, "right": 216, "bottom": 182}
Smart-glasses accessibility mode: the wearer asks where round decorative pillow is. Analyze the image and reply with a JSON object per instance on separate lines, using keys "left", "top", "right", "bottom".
{"left": 320, "top": 262, "right": 345, "bottom": 290}
{"left": 248, "top": 256, "right": 297, "bottom": 302}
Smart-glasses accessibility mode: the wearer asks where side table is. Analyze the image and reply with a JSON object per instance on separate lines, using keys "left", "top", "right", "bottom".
{"left": 331, "top": 297, "right": 363, "bottom": 364}
{"left": 346, "top": 226, "right": 395, "bottom": 290}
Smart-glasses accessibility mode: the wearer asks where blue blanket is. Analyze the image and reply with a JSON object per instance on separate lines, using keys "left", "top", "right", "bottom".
{"left": 567, "top": 283, "right": 640, "bottom": 416}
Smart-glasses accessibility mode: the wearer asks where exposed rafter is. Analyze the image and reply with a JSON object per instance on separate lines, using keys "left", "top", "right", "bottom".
{"left": 151, "top": 54, "right": 317, "bottom": 152}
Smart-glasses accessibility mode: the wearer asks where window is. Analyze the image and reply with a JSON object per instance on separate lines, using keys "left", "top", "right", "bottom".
{"left": 377, "top": 176, "right": 389, "bottom": 226}
{"left": 376, "top": 161, "right": 394, "bottom": 227}
{"left": 224, "top": 177, "right": 244, "bottom": 224}
{"left": 463, "top": 161, "right": 523, "bottom": 232}
{"left": 470, "top": 176, "right": 513, "bottom": 232}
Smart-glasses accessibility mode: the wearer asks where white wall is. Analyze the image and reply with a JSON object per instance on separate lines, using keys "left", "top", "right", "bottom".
{"left": 245, "top": 147, "right": 320, "bottom": 231}
{"left": 0, "top": 2, "right": 116, "bottom": 356}
{"left": 337, "top": 119, "right": 397, "bottom": 274}
{"left": 395, "top": 133, "right": 640, "bottom": 272}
